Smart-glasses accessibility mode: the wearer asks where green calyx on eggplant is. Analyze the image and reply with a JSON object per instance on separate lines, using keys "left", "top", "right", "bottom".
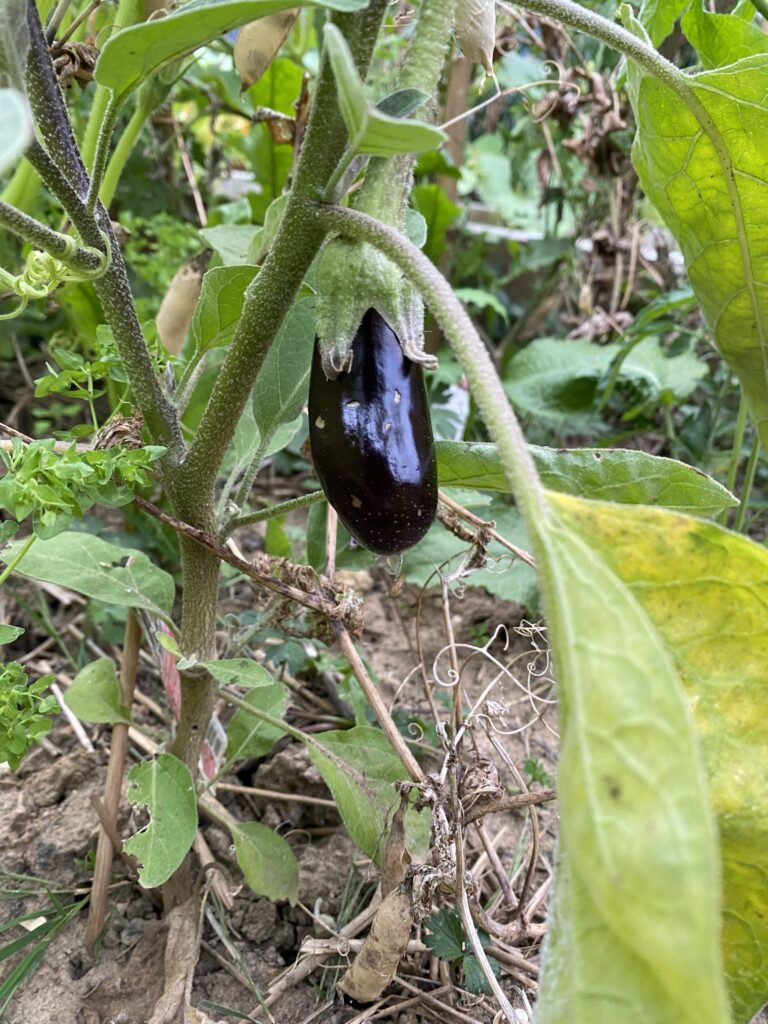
{"left": 309, "top": 308, "right": 437, "bottom": 556}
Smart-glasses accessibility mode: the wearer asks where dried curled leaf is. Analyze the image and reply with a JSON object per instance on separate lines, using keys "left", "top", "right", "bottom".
{"left": 155, "top": 253, "right": 209, "bottom": 356}
{"left": 338, "top": 883, "right": 414, "bottom": 1002}
{"left": 234, "top": 10, "right": 299, "bottom": 90}
{"left": 454, "top": 0, "right": 495, "bottom": 74}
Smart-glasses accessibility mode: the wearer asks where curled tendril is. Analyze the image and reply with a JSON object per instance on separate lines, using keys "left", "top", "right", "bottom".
{"left": 0, "top": 232, "right": 110, "bottom": 321}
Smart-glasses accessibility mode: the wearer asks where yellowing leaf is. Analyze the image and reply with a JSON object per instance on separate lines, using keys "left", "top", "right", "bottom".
{"left": 536, "top": 497, "right": 730, "bottom": 1023}
{"left": 547, "top": 491, "right": 768, "bottom": 1021}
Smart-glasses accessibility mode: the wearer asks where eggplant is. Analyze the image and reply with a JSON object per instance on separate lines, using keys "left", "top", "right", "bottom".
{"left": 309, "top": 308, "right": 437, "bottom": 555}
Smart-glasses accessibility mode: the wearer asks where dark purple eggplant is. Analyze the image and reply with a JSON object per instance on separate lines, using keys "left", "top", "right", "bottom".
{"left": 308, "top": 308, "right": 437, "bottom": 555}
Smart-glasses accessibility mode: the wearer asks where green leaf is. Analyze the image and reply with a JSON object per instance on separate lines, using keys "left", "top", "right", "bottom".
{"left": 124, "top": 754, "right": 198, "bottom": 889}
{"left": 188, "top": 265, "right": 259, "bottom": 355}
{"left": 250, "top": 296, "right": 315, "bottom": 454}
{"left": 308, "top": 726, "right": 426, "bottom": 862}
{"left": 435, "top": 441, "right": 737, "bottom": 516}
{"left": 226, "top": 681, "right": 288, "bottom": 762}
{"left": 0, "top": 88, "right": 32, "bottom": 177}
{"left": 0, "top": 521, "right": 18, "bottom": 543}
{"left": 202, "top": 658, "right": 277, "bottom": 689}
{"left": 623, "top": 18, "right": 768, "bottom": 450}
{"left": 64, "top": 658, "right": 130, "bottom": 725}
{"left": 462, "top": 954, "right": 501, "bottom": 996}
{"left": 231, "top": 820, "right": 298, "bottom": 902}
{"left": 0, "top": 626, "right": 23, "bottom": 645}
{"left": 505, "top": 337, "right": 705, "bottom": 428}
{"left": 323, "top": 24, "right": 446, "bottom": 157}
{"left": 638, "top": 0, "right": 691, "bottom": 45}
{"left": 681, "top": 4, "right": 768, "bottom": 69}
{"left": 424, "top": 907, "right": 464, "bottom": 960}
{"left": 95, "top": 0, "right": 369, "bottom": 101}
{"left": 547, "top": 492, "right": 768, "bottom": 1021}
{"left": 3, "top": 532, "right": 174, "bottom": 619}
{"left": 535, "top": 493, "right": 731, "bottom": 1023}
{"left": 199, "top": 224, "right": 260, "bottom": 266}
{"left": 376, "top": 88, "right": 428, "bottom": 119}
{"left": 411, "top": 183, "right": 461, "bottom": 265}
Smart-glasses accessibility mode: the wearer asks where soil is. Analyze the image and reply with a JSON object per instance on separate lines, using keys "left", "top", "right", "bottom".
{"left": 0, "top": 567, "right": 557, "bottom": 1024}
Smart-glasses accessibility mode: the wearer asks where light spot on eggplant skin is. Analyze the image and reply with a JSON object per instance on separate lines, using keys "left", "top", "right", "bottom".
{"left": 346, "top": 400, "right": 360, "bottom": 409}
{"left": 351, "top": 496, "right": 363, "bottom": 509}
{"left": 393, "top": 389, "right": 401, "bottom": 404}
{"left": 383, "top": 421, "right": 393, "bottom": 432}
{"left": 315, "top": 416, "right": 325, "bottom": 429}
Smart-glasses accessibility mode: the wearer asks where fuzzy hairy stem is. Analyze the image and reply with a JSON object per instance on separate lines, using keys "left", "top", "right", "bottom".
{"left": 25, "top": 0, "right": 90, "bottom": 197}
{"left": 173, "top": 0, "right": 389, "bottom": 510}
{"left": 23, "top": 2, "right": 182, "bottom": 458}
{"left": 313, "top": 204, "right": 548, "bottom": 530}
{"left": 511, "top": 0, "right": 686, "bottom": 90}
{"left": 0, "top": 201, "right": 103, "bottom": 272}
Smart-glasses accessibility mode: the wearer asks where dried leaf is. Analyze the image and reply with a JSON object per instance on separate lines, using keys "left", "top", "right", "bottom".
{"left": 234, "top": 10, "right": 299, "bottom": 90}
{"left": 338, "top": 883, "right": 413, "bottom": 1002}
{"left": 381, "top": 793, "right": 411, "bottom": 896}
{"left": 454, "top": 0, "right": 495, "bottom": 74}
{"left": 156, "top": 253, "right": 208, "bottom": 356}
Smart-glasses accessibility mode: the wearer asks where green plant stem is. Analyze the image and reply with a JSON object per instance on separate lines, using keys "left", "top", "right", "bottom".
{"left": 511, "top": 0, "right": 686, "bottom": 91}
{"left": 0, "top": 535, "right": 37, "bottom": 587}
{"left": 733, "top": 433, "right": 760, "bottom": 533}
{"left": 86, "top": 96, "right": 121, "bottom": 213}
{"left": 312, "top": 204, "right": 548, "bottom": 531}
{"left": 165, "top": 4, "right": 390, "bottom": 849}
{"left": 229, "top": 491, "right": 326, "bottom": 532}
{"left": 723, "top": 394, "right": 748, "bottom": 503}
{"left": 220, "top": 690, "right": 309, "bottom": 745}
{"left": 0, "top": 202, "right": 103, "bottom": 273}
{"left": 753, "top": 0, "right": 768, "bottom": 18}
{"left": 79, "top": 0, "right": 143, "bottom": 169}
{"left": 98, "top": 101, "right": 149, "bottom": 209}
{"left": 173, "top": 0, "right": 389, "bottom": 510}
{"left": 23, "top": 9, "right": 182, "bottom": 459}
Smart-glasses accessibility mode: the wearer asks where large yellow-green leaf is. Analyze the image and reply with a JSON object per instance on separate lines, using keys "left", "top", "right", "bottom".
{"left": 536, "top": 504, "right": 730, "bottom": 1023}
{"left": 624, "top": 15, "right": 768, "bottom": 448}
{"left": 548, "top": 491, "right": 768, "bottom": 1021}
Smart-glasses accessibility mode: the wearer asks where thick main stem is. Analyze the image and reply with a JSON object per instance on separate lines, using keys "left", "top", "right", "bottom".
{"left": 173, "top": 0, "right": 389, "bottom": 510}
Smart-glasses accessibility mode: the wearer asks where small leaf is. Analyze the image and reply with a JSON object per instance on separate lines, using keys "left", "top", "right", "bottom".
{"left": 462, "top": 954, "right": 501, "bottom": 996}
{"left": 0, "top": 625, "right": 24, "bottom": 645}
{"left": 64, "top": 658, "right": 130, "bottom": 724}
{"left": 226, "top": 681, "right": 288, "bottom": 762}
{"left": 202, "top": 657, "right": 279, "bottom": 690}
{"left": 424, "top": 907, "right": 464, "bottom": 961}
{"left": 124, "top": 754, "right": 198, "bottom": 888}
{"left": 189, "top": 265, "right": 259, "bottom": 355}
{"left": 323, "top": 24, "right": 445, "bottom": 157}
{"left": 156, "top": 631, "right": 180, "bottom": 657}
{"left": 231, "top": 820, "right": 298, "bottom": 902}
{"left": 376, "top": 88, "right": 428, "bottom": 118}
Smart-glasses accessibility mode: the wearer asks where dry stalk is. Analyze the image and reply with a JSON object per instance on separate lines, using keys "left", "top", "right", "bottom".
{"left": 85, "top": 608, "right": 141, "bottom": 953}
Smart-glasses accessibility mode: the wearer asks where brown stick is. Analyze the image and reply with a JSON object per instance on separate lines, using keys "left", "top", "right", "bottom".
{"left": 133, "top": 495, "right": 361, "bottom": 630}
{"left": 84, "top": 609, "right": 141, "bottom": 954}
{"left": 462, "top": 787, "right": 556, "bottom": 825}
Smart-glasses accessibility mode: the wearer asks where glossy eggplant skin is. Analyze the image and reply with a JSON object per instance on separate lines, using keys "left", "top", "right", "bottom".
{"left": 309, "top": 308, "right": 437, "bottom": 555}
